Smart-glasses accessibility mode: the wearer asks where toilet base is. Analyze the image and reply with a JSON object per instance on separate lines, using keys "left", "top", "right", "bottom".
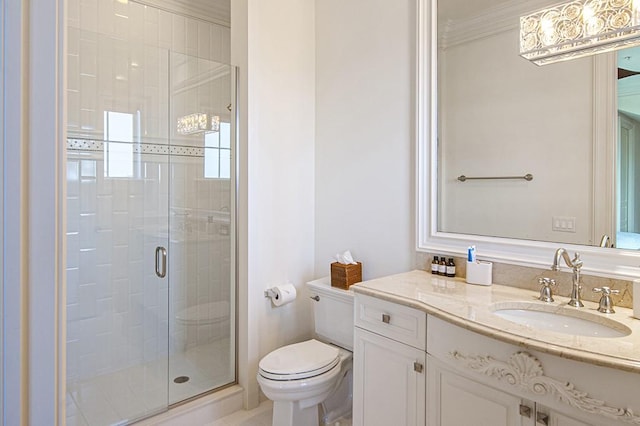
{"left": 273, "top": 400, "right": 320, "bottom": 426}
{"left": 321, "top": 366, "right": 352, "bottom": 424}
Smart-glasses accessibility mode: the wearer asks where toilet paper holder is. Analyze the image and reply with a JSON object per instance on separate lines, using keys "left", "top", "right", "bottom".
{"left": 263, "top": 283, "right": 298, "bottom": 307}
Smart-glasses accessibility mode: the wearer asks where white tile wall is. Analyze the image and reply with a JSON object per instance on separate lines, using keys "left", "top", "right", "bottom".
{"left": 67, "top": 0, "right": 231, "bottom": 141}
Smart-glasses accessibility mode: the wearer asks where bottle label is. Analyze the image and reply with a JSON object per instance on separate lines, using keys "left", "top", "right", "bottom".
{"left": 438, "top": 264, "right": 446, "bottom": 274}
{"left": 431, "top": 264, "right": 438, "bottom": 273}
{"left": 446, "top": 265, "right": 455, "bottom": 275}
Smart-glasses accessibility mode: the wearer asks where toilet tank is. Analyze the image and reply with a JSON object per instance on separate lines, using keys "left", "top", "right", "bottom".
{"left": 307, "top": 277, "right": 354, "bottom": 351}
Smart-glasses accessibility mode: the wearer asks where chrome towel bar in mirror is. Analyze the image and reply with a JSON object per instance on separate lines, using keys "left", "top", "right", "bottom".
{"left": 457, "top": 173, "right": 534, "bottom": 182}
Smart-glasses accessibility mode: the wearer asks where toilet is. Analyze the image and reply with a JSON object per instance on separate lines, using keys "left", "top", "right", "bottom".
{"left": 174, "top": 301, "right": 230, "bottom": 349}
{"left": 257, "top": 277, "right": 354, "bottom": 426}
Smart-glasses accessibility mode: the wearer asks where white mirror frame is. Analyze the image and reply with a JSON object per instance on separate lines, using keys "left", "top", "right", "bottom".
{"left": 416, "top": 0, "right": 640, "bottom": 280}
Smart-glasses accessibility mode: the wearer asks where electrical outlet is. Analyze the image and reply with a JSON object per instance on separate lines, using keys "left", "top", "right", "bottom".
{"left": 552, "top": 216, "right": 576, "bottom": 233}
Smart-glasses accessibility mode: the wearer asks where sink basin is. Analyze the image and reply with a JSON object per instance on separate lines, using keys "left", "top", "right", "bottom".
{"left": 491, "top": 302, "right": 632, "bottom": 338}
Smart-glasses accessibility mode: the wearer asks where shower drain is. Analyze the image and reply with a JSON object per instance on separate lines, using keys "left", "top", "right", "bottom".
{"left": 173, "top": 376, "right": 190, "bottom": 384}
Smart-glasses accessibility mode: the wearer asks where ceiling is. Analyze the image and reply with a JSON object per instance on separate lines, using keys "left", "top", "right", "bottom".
{"left": 438, "top": 0, "right": 559, "bottom": 22}
{"left": 438, "top": 0, "right": 508, "bottom": 21}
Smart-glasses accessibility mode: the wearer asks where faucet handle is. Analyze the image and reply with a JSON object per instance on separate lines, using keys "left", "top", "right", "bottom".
{"left": 593, "top": 286, "right": 619, "bottom": 295}
{"left": 593, "top": 287, "right": 619, "bottom": 314}
{"left": 537, "top": 278, "right": 556, "bottom": 302}
{"left": 538, "top": 277, "right": 556, "bottom": 286}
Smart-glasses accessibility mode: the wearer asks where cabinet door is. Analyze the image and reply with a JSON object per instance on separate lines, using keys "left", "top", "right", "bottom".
{"left": 536, "top": 408, "right": 596, "bottom": 426}
{"left": 428, "top": 356, "right": 530, "bottom": 426}
{"left": 353, "top": 327, "right": 426, "bottom": 426}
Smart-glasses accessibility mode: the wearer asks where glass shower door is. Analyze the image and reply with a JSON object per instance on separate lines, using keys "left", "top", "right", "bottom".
{"left": 66, "top": 28, "right": 171, "bottom": 424}
{"left": 167, "top": 52, "right": 236, "bottom": 404}
{"left": 66, "top": 27, "right": 237, "bottom": 426}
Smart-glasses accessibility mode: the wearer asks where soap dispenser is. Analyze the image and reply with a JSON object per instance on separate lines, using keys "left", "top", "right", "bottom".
{"left": 446, "top": 258, "right": 456, "bottom": 277}
{"left": 438, "top": 257, "right": 447, "bottom": 275}
{"left": 431, "top": 256, "right": 439, "bottom": 275}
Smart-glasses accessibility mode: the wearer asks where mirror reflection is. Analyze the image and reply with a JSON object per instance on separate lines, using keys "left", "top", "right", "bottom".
{"left": 437, "top": 0, "right": 640, "bottom": 249}
{"left": 617, "top": 47, "right": 640, "bottom": 249}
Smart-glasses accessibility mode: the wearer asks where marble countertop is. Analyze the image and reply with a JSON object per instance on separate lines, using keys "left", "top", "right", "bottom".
{"left": 351, "top": 270, "right": 640, "bottom": 373}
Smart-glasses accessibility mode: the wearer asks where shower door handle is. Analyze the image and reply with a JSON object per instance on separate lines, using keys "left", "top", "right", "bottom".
{"left": 155, "top": 246, "right": 167, "bottom": 278}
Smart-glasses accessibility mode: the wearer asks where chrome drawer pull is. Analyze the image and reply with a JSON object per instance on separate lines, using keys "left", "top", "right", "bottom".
{"left": 536, "top": 412, "right": 549, "bottom": 426}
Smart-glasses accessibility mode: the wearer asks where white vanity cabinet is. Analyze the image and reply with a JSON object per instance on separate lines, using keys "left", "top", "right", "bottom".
{"left": 427, "top": 315, "right": 634, "bottom": 426}
{"left": 427, "top": 356, "right": 527, "bottom": 426}
{"left": 353, "top": 283, "right": 640, "bottom": 426}
{"left": 353, "top": 294, "right": 427, "bottom": 426}
{"left": 427, "top": 356, "right": 594, "bottom": 426}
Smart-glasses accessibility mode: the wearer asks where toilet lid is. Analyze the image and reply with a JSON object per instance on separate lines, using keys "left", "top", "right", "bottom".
{"left": 258, "top": 339, "right": 340, "bottom": 381}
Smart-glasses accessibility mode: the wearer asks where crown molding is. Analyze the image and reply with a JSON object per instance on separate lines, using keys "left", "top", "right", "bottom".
{"left": 439, "top": 0, "right": 556, "bottom": 49}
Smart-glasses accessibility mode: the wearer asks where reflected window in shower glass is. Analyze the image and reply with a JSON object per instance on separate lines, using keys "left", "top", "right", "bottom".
{"left": 220, "top": 121, "right": 231, "bottom": 149}
{"left": 104, "top": 111, "right": 134, "bottom": 178}
{"left": 204, "top": 122, "right": 231, "bottom": 179}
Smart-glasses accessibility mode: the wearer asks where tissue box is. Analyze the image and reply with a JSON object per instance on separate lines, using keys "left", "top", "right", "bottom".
{"left": 331, "top": 262, "right": 362, "bottom": 289}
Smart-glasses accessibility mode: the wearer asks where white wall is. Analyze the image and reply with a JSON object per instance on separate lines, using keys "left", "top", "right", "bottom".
{"left": 439, "top": 28, "right": 594, "bottom": 245}
{"left": 2, "top": 0, "right": 65, "bottom": 423}
{"left": 232, "top": 0, "right": 316, "bottom": 409}
{"left": 0, "top": 0, "right": 4, "bottom": 419}
{"left": 2, "top": 1, "right": 27, "bottom": 423}
{"left": 314, "top": 0, "right": 415, "bottom": 280}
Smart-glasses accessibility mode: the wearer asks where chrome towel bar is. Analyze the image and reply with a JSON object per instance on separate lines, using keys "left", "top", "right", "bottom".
{"left": 457, "top": 173, "right": 533, "bottom": 182}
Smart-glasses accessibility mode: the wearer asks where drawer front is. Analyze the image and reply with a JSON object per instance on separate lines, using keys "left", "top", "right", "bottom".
{"left": 355, "top": 293, "right": 426, "bottom": 350}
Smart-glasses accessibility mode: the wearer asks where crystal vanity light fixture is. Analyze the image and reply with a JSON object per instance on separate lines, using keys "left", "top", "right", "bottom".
{"left": 520, "top": 0, "right": 640, "bottom": 65}
{"left": 177, "top": 113, "right": 220, "bottom": 135}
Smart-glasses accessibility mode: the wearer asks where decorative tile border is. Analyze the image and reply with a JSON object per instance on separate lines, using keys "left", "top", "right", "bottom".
{"left": 67, "top": 138, "right": 205, "bottom": 158}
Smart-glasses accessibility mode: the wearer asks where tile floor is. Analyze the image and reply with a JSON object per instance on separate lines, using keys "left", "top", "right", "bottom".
{"left": 207, "top": 400, "right": 273, "bottom": 426}
{"left": 70, "top": 392, "right": 353, "bottom": 426}
{"left": 208, "top": 400, "right": 353, "bottom": 426}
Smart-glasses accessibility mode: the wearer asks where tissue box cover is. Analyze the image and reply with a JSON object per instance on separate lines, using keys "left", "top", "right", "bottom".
{"left": 331, "top": 262, "right": 362, "bottom": 289}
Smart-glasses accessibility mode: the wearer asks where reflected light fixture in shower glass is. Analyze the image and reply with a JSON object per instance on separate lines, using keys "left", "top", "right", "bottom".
{"left": 177, "top": 113, "right": 221, "bottom": 135}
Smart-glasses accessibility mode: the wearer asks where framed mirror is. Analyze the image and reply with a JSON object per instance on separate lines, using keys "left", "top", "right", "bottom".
{"left": 416, "top": 0, "right": 640, "bottom": 278}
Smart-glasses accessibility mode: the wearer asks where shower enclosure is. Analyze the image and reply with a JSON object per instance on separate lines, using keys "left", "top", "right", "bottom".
{"left": 65, "top": 18, "right": 236, "bottom": 425}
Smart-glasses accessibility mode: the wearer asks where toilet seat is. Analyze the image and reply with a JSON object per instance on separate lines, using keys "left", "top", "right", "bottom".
{"left": 258, "top": 339, "right": 340, "bottom": 381}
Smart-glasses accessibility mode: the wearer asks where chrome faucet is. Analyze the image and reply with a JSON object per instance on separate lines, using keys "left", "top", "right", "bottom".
{"left": 551, "top": 248, "right": 584, "bottom": 307}
{"left": 599, "top": 234, "right": 613, "bottom": 248}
